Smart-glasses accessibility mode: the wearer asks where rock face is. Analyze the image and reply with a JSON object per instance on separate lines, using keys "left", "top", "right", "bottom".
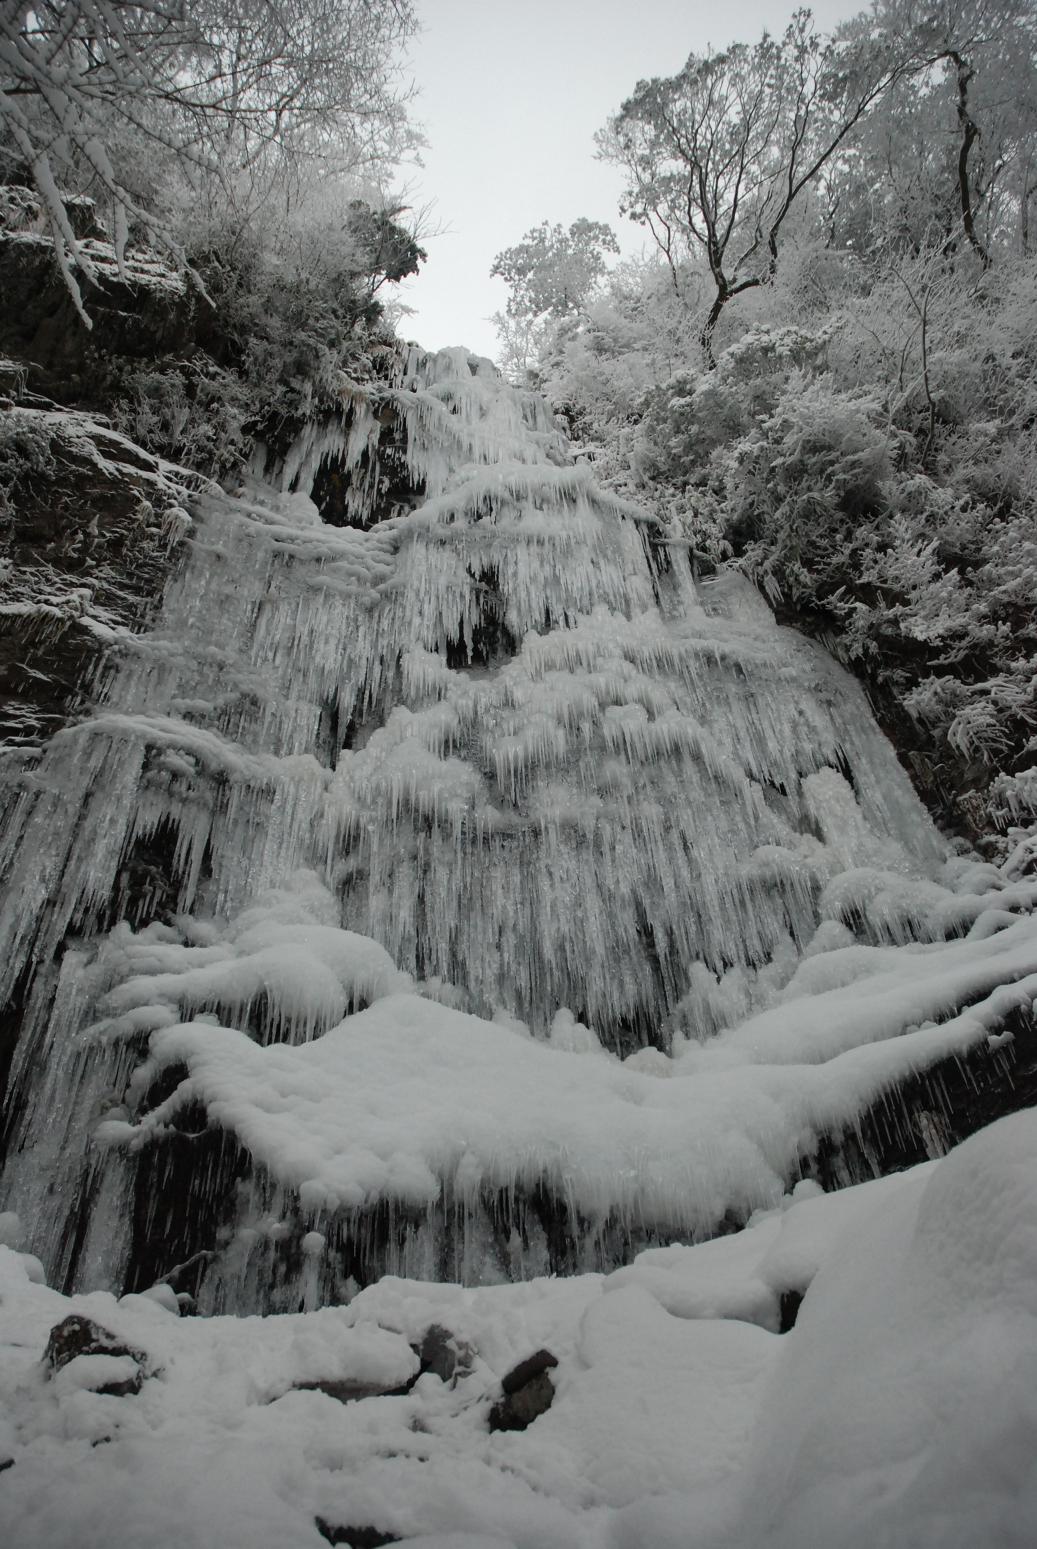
{"left": 0, "top": 394, "right": 192, "bottom": 1123}
{"left": 0, "top": 186, "right": 192, "bottom": 403}
{"left": 0, "top": 195, "right": 195, "bottom": 786}
{"left": 812, "top": 999, "right": 1037, "bottom": 1192}
{"left": 0, "top": 403, "right": 192, "bottom": 761}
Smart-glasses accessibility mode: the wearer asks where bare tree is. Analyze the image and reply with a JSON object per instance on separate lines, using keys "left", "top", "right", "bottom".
{"left": 869, "top": 0, "right": 1037, "bottom": 264}
{"left": 824, "top": 2, "right": 1037, "bottom": 263}
{"left": 598, "top": 9, "right": 908, "bottom": 365}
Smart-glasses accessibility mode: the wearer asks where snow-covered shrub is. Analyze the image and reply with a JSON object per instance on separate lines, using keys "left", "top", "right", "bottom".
{"left": 106, "top": 194, "right": 423, "bottom": 478}
{"left": 719, "top": 376, "right": 897, "bottom": 602}
{"left": 527, "top": 238, "right": 1037, "bottom": 840}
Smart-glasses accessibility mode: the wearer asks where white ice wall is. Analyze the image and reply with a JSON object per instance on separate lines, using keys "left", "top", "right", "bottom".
{"left": 0, "top": 346, "right": 974, "bottom": 1306}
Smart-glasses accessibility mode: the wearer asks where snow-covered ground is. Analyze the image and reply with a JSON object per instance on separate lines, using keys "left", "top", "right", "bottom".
{"left": 2, "top": 1108, "right": 1035, "bottom": 1549}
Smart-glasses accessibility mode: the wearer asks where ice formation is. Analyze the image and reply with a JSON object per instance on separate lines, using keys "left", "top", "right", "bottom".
{"left": 0, "top": 345, "right": 1034, "bottom": 1313}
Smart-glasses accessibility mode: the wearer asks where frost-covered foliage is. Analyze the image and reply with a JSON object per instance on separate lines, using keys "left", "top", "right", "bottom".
{"left": 0, "top": 2, "right": 425, "bottom": 482}
{"left": 611, "top": 255, "right": 1037, "bottom": 839}
{"left": 508, "top": 1, "right": 1037, "bottom": 844}
{"left": 491, "top": 219, "right": 619, "bottom": 379}
{"left": 0, "top": 175, "right": 426, "bottom": 481}
{"left": 109, "top": 190, "right": 426, "bottom": 478}
{"left": 0, "top": 0, "right": 419, "bottom": 317}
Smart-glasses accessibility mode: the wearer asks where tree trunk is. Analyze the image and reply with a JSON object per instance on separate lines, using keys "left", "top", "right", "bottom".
{"left": 951, "top": 53, "right": 991, "bottom": 266}
{"left": 699, "top": 290, "right": 727, "bottom": 370}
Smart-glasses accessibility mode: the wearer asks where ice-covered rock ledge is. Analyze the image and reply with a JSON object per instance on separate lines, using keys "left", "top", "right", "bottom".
{"left": 1, "top": 1110, "right": 1035, "bottom": 1549}
{"left": 54, "top": 852, "right": 1031, "bottom": 1304}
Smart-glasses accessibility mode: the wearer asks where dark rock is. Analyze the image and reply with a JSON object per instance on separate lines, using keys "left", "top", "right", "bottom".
{"left": 0, "top": 224, "right": 193, "bottom": 399}
{"left": 0, "top": 1457, "right": 13, "bottom": 1473}
{"left": 490, "top": 1371, "right": 556, "bottom": 1432}
{"left": 0, "top": 404, "right": 188, "bottom": 763}
{"left": 291, "top": 1322, "right": 475, "bottom": 1406}
{"left": 489, "top": 1348, "right": 558, "bottom": 1432}
{"left": 500, "top": 1347, "right": 558, "bottom": 1395}
{"left": 61, "top": 195, "right": 107, "bottom": 243}
{"left": 415, "top": 1322, "right": 474, "bottom": 1385}
{"left": 314, "top": 1518, "right": 399, "bottom": 1546}
{"left": 779, "top": 1289, "right": 804, "bottom": 1332}
{"left": 43, "top": 1313, "right": 149, "bottom": 1396}
{"left": 810, "top": 1001, "right": 1037, "bottom": 1193}
{"left": 92, "top": 1368, "right": 142, "bottom": 1399}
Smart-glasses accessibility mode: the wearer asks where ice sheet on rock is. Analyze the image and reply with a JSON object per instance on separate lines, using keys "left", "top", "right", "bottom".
{"left": 109, "top": 909, "right": 1037, "bottom": 1265}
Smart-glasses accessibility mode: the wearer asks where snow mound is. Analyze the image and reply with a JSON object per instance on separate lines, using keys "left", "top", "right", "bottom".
{"left": 731, "top": 1109, "right": 1037, "bottom": 1549}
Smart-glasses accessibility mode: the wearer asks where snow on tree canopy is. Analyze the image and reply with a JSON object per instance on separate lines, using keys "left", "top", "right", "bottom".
{"left": 0, "top": 344, "right": 1034, "bottom": 1313}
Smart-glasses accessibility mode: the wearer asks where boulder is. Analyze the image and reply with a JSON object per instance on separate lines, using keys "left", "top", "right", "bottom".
{"left": 415, "top": 1323, "right": 475, "bottom": 1386}
{"left": 43, "top": 1314, "right": 149, "bottom": 1396}
{"left": 488, "top": 1348, "right": 558, "bottom": 1432}
{"left": 315, "top": 1519, "right": 399, "bottom": 1546}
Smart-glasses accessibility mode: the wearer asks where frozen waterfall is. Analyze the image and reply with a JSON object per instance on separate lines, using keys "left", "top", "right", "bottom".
{"left": 3, "top": 345, "right": 1029, "bottom": 1315}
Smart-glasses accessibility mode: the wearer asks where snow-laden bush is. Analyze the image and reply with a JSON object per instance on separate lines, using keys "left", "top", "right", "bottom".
{"left": 107, "top": 189, "right": 423, "bottom": 478}
{"left": 528, "top": 239, "right": 1037, "bottom": 841}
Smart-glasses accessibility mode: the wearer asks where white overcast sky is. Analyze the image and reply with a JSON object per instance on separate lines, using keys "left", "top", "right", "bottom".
{"left": 396, "top": 0, "right": 864, "bottom": 359}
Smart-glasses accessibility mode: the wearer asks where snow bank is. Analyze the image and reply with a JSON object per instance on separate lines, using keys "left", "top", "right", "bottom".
{"left": 1, "top": 1114, "right": 1035, "bottom": 1549}
{"left": 728, "top": 1109, "right": 1037, "bottom": 1549}
{"left": 93, "top": 873, "right": 411, "bottom": 1048}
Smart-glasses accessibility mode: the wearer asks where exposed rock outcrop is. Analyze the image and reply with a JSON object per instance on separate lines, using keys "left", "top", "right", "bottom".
{"left": 489, "top": 1349, "right": 558, "bottom": 1431}
{"left": 43, "top": 1313, "right": 151, "bottom": 1396}
{"left": 1, "top": 401, "right": 193, "bottom": 758}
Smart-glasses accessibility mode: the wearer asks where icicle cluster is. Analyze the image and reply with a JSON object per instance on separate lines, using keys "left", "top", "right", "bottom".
{"left": 4, "top": 343, "right": 1012, "bottom": 1310}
